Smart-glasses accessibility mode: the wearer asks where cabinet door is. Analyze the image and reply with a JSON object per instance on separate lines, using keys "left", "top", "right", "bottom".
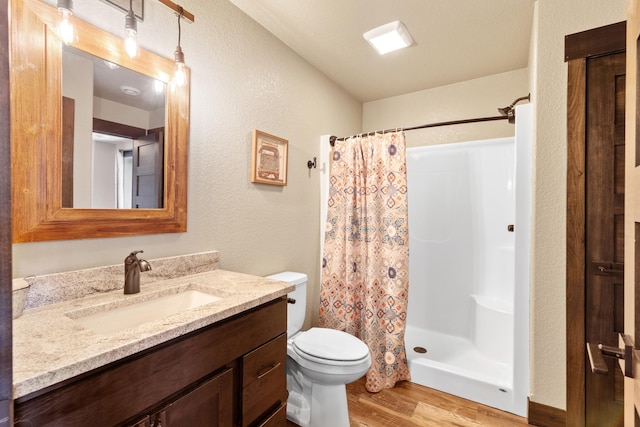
{"left": 151, "top": 368, "right": 233, "bottom": 427}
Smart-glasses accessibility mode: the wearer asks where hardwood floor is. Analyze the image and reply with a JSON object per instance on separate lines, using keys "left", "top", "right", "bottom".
{"left": 287, "top": 378, "right": 531, "bottom": 426}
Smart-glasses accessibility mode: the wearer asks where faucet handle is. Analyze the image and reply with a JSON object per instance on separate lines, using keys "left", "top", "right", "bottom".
{"left": 138, "top": 259, "right": 152, "bottom": 272}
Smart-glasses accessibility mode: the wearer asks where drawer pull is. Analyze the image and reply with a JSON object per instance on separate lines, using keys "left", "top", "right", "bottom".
{"left": 257, "top": 362, "right": 281, "bottom": 379}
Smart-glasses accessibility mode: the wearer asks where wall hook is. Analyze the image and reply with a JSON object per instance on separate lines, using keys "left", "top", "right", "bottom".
{"left": 307, "top": 157, "right": 317, "bottom": 169}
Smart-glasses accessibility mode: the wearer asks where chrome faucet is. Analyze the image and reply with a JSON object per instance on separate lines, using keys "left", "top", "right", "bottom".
{"left": 124, "top": 250, "right": 152, "bottom": 294}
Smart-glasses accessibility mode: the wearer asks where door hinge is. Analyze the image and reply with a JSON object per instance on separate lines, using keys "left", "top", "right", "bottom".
{"left": 590, "top": 261, "right": 624, "bottom": 277}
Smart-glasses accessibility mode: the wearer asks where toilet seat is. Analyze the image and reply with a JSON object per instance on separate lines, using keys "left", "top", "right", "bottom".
{"left": 292, "top": 328, "right": 370, "bottom": 366}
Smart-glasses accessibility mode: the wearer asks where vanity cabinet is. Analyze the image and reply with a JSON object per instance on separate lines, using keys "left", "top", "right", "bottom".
{"left": 14, "top": 297, "right": 287, "bottom": 427}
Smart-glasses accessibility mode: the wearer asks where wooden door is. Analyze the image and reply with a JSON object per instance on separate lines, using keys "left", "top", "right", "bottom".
{"left": 132, "top": 131, "right": 164, "bottom": 209}
{"left": 62, "top": 96, "right": 74, "bottom": 208}
{"left": 625, "top": 1, "right": 640, "bottom": 424}
{"left": 585, "top": 50, "right": 626, "bottom": 427}
{"left": 566, "top": 21, "right": 627, "bottom": 426}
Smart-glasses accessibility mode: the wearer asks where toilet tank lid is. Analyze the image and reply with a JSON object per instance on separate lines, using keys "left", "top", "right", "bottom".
{"left": 266, "top": 271, "right": 307, "bottom": 285}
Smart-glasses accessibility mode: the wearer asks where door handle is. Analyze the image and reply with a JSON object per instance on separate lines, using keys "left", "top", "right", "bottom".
{"left": 586, "top": 333, "right": 633, "bottom": 378}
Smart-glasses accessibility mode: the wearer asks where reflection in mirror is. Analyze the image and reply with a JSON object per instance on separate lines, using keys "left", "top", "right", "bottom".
{"left": 91, "top": 133, "right": 133, "bottom": 209}
{"left": 62, "top": 45, "right": 166, "bottom": 209}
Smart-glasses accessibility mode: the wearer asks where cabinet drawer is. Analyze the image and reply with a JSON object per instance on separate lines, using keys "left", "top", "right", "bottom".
{"left": 257, "top": 402, "right": 287, "bottom": 427}
{"left": 242, "top": 333, "right": 287, "bottom": 426}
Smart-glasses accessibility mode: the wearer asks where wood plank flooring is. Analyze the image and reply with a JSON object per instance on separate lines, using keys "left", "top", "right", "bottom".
{"left": 287, "top": 378, "right": 531, "bottom": 426}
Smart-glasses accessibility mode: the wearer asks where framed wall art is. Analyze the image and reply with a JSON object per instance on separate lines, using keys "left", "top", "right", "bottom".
{"left": 251, "top": 129, "right": 288, "bottom": 186}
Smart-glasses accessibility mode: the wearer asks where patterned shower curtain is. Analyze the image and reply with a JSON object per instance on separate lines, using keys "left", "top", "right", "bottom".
{"left": 319, "top": 131, "right": 410, "bottom": 393}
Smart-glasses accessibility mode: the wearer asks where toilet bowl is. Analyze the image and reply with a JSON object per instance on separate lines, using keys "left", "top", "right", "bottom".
{"left": 267, "top": 272, "right": 371, "bottom": 427}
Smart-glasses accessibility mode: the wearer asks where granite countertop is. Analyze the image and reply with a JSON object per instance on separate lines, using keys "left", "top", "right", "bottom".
{"left": 13, "top": 269, "right": 293, "bottom": 399}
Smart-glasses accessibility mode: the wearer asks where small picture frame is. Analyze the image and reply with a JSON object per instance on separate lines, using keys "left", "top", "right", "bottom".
{"left": 251, "top": 130, "right": 288, "bottom": 186}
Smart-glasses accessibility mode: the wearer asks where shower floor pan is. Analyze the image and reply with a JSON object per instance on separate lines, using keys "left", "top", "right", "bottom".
{"left": 404, "top": 325, "right": 516, "bottom": 414}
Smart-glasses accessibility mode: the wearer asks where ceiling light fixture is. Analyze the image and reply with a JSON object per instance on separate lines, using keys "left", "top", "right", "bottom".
{"left": 124, "top": 0, "right": 139, "bottom": 58}
{"left": 120, "top": 85, "right": 141, "bottom": 96}
{"left": 363, "top": 20, "right": 414, "bottom": 55}
{"left": 173, "top": 7, "right": 186, "bottom": 86}
{"left": 56, "top": 0, "right": 77, "bottom": 45}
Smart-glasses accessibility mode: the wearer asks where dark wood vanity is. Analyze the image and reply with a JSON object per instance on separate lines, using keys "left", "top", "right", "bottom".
{"left": 14, "top": 297, "right": 288, "bottom": 427}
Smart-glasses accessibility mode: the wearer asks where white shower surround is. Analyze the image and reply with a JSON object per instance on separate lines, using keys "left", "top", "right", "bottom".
{"left": 405, "top": 104, "right": 531, "bottom": 416}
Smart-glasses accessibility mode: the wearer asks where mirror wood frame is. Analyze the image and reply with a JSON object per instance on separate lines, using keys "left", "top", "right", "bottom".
{"left": 11, "top": 0, "right": 189, "bottom": 243}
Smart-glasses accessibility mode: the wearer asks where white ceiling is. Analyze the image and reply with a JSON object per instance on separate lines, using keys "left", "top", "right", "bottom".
{"left": 228, "top": 0, "right": 536, "bottom": 102}
{"left": 64, "top": 45, "right": 166, "bottom": 113}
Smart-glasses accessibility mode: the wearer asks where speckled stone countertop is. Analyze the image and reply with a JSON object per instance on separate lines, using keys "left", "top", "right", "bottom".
{"left": 13, "top": 269, "right": 293, "bottom": 399}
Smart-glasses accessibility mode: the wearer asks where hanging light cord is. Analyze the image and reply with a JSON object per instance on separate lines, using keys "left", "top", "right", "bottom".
{"left": 177, "top": 7, "right": 182, "bottom": 48}
{"left": 126, "top": 0, "right": 134, "bottom": 23}
{"left": 173, "top": 5, "right": 186, "bottom": 85}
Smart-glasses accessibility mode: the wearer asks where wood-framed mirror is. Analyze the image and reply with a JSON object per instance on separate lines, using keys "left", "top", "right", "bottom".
{"left": 10, "top": 0, "right": 189, "bottom": 242}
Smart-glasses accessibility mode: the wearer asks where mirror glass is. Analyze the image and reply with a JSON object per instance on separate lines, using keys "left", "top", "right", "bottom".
{"left": 62, "top": 45, "right": 166, "bottom": 209}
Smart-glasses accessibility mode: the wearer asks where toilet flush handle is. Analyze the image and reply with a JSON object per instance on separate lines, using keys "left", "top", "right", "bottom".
{"left": 287, "top": 297, "right": 296, "bottom": 304}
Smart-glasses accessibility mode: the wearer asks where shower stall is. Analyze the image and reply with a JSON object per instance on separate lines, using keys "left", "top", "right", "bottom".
{"left": 319, "top": 103, "right": 532, "bottom": 416}
{"left": 405, "top": 104, "right": 532, "bottom": 416}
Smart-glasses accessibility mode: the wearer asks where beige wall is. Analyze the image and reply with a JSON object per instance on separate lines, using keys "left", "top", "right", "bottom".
{"left": 530, "top": 0, "right": 627, "bottom": 410}
{"left": 13, "top": 0, "right": 362, "bottom": 332}
{"left": 363, "top": 68, "right": 529, "bottom": 147}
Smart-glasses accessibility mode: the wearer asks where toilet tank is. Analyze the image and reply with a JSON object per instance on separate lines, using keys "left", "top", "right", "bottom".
{"left": 267, "top": 272, "right": 307, "bottom": 337}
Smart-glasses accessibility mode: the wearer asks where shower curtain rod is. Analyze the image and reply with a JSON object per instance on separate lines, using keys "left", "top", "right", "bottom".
{"left": 329, "top": 94, "right": 530, "bottom": 146}
{"left": 329, "top": 116, "right": 506, "bottom": 146}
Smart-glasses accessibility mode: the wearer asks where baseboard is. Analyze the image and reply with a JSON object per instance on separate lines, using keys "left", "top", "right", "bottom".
{"left": 528, "top": 398, "right": 567, "bottom": 427}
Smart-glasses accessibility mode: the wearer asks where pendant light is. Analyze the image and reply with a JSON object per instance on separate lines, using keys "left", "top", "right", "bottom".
{"left": 124, "top": 0, "right": 139, "bottom": 58}
{"left": 173, "top": 7, "right": 186, "bottom": 86}
{"left": 57, "top": 0, "right": 76, "bottom": 44}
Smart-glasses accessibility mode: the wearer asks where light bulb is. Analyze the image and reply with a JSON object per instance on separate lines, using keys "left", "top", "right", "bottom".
{"left": 173, "top": 45, "right": 186, "bottom": 86}
{"left": 125, "top": 30, "right": 138, "bottom": 58}
{"left": 124, "top": 9, "right": 138, "bottom": 58}
{"left": 58, "top": 8, "right": 76, "bottom": 44}
{"left": 174, "top": 62, "right": 186, "bottom": 87}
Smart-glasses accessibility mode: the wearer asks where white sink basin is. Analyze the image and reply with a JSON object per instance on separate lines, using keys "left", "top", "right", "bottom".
{"left": 67, "top": 289, "right": 221, "bottom": 335}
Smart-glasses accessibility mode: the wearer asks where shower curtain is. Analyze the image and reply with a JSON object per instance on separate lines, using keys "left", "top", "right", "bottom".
{"left": 319, "top": 131, "right": 410, "bottom": 393}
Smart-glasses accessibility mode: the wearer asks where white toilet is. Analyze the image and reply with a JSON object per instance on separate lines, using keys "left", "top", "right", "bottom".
{"left": 267, "top": 272, "right": 371, "bottom": 427}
